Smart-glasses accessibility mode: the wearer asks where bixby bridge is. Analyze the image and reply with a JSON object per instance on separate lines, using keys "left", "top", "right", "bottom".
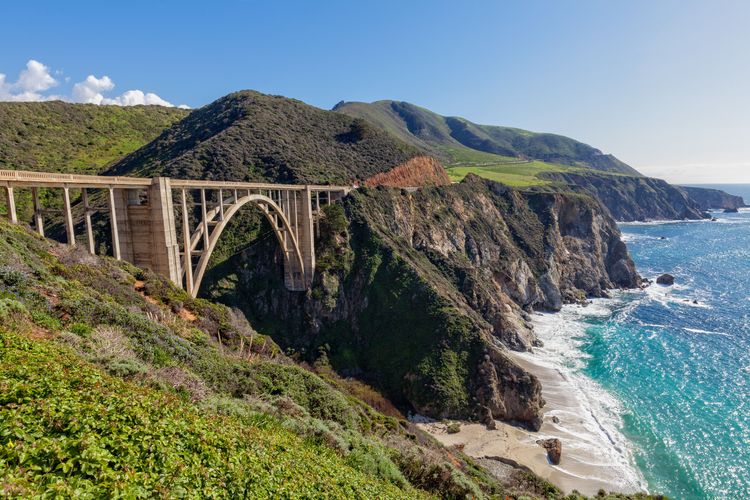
{"left": 0, "top": 169, "right": 351, "bottom": 297}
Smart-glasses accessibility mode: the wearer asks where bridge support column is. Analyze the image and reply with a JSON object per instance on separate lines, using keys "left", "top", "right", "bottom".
{"left": 3, "top": 186, "right": 17, "bottom": 224}
{"left": 294, "top": 186, "right": 316, "bottom": 288}
{"left": 146, "top": 178, "right": 182, "bottom": 285}
{"left": 62, "top": 187, "right": 75, "bottom": 245}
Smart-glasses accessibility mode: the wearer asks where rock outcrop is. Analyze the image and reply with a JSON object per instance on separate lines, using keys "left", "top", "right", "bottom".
{"left": 680, "top": 186, "right": 746, "bottom": 210}
{"left": 542, "top": 171, "right": 707, "bottom": 221}
{"left": 656, "top": 273, "right": 675, "bottom": 286}
{"left": 537, "top": 438, "right": 562, "bottom": 465}
{"left": 204, "top": 175, "right": 640, "bottom": 430}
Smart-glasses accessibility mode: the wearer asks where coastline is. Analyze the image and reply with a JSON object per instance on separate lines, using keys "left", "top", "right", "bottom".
{"left": 417, "top": 301, "right": 648, "bottom": 496}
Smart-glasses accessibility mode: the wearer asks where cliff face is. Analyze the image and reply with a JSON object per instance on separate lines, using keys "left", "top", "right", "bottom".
{"left": 543, "top": 171, "right": 707, "bottom": 221}
{"left": 204, "top": 175, "right": 639, "bottom": 430}
{"left": 680, "top": 186, "right": 746, "bottom": 210}
{"left": 364, "top": 156, "right": 451, "bottom": 188}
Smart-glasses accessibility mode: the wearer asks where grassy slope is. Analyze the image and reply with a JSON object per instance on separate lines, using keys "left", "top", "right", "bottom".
{"left": 0, "top": 331, "right": 408, "bottom": 498}
{"left": 0, "top": 101, "right": 188, "bottom": 174}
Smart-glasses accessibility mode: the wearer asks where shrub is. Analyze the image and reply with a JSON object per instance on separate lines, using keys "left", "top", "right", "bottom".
{"left": 447, "top": 422, "right": 461, "bottom": 434}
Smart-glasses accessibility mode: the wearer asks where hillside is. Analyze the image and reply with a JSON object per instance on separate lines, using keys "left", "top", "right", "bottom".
{"left": 107, "top": 90, "right": 428, "bottom": 185}
{"left": 0, "top": 217, "right": 554, "bottom": 498}
{"left": 333, "top": 100, "right": 640, "bottom": 176}
{"left": 0, "top": 101, "right": 187, "bottom": 174}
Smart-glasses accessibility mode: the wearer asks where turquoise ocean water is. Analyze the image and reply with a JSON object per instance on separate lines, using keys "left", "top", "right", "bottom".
{"left": 565, "top": 191, "right": 750, "bottom": 498}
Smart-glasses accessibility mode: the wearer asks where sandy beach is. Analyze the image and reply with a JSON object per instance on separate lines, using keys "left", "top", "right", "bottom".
{"left": 417, "top": 309, "right": 648, "bottom": 496}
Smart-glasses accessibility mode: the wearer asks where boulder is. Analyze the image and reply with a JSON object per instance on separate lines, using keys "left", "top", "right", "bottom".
{"left": 724, "top": 207, "right": 739, "bottom": 213}
{"left": 537, "top": 438, "right": 562, "bottom": 465}
{"left": 656, "top": 273, "right": 675, "bottom": 286}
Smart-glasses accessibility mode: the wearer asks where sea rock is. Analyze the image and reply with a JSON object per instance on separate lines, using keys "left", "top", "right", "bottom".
{"left": 551, "top": 415, "right": 560, "bottom": 424}
{"left": 537, "top": 438, "right": 562, "bottom": 465}
{"left": 724, "top": 207, "right": 739, "bottom": 213}
{"left": 656, "top": 273, "right": 675, "bottom": 286}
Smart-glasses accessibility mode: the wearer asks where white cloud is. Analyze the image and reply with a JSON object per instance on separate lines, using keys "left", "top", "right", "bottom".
{"left": 16, "top": 60, "right": 57, "bottom": 92}
{"left": 0, "top": 60, "right": 59, "bottom": 102}
{"left": 0, "top": 59, "right": 188, "bottom": 109}
{"left": 72, "top": 75, "right": 114, "bottom": 104}
{"left": 101, "top": 89, "right": 174, "bottom": 107}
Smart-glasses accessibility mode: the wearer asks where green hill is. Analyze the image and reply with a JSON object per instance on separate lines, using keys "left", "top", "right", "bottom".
{"left": 333, "top": 100, "right": 641, "bottom": 179}
{"left": 0, "top": 101, "right": 188, "bottom": 174}
{"left": 107, "top": 90, "right": 423, "bottom": 184}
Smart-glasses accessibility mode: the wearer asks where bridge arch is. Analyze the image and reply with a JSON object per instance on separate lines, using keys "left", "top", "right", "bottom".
{"left": 185, "top": 192, "right": 306, "bottom": 298}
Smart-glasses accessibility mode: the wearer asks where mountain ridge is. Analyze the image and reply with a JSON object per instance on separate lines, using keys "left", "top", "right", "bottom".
{"left": 333, "top": 99, "right": 641, "bottom": 176}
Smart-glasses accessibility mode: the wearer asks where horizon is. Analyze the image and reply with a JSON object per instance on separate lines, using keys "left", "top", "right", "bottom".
{"left": 2, "top": 0, "right": 749, "bottom": 183}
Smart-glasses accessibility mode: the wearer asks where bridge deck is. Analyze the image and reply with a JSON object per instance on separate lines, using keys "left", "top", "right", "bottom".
{"left": 0, "top": 169, "right": 351, "bottom": 193}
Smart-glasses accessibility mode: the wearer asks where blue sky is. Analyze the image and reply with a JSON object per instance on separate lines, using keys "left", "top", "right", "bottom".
{"left": 1, "top": 0, "right": 749, "bottom": 182}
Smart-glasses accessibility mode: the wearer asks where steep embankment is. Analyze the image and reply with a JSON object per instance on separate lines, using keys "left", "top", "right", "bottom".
{"left": 0, "top": 101, "right": 187, "bottom": 174}
{"left": 680, "top": 185, "right": 746, "bottom": 210}
{"left": 205, "top": 175, "right": 640, "bottom": 430}
{"left": 107, "top": 90, "right": 425, "bottom": 184}
{"left": 333, "top": 100, "right": 640, "bottom": 175}
{"left": 542, "top": 171, "right": 707, "bottom": 221}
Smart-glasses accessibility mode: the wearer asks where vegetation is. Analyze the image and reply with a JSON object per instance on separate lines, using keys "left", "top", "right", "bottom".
{"left": 0, "top": 330, "right": 409, "bottom": 498}
{"left": 333, "top": 100, "right": 640, "bottom": 175}
{"left": 107, "top": 90, "right": 423, "bottom": 184}
{"left": 0, "top": 101, "right": 187, "bottom": 174}
{"left": 445, "top": 160, "right": 574, "bottom": 187}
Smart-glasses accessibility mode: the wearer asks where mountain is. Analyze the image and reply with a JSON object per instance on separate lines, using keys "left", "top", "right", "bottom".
{"left": 333, "top": 100, "right": 641, "bottom": 176}
{"left": 107, "top": 90, "right": 447, "bottom": 186}
{"left": 0, "top": 101, "right": 187, "bottom": 174}
{"left": 333, "top": 99, "right": 737, "bottom": 221}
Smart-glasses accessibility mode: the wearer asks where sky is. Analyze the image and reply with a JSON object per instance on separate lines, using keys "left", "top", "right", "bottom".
{"left": 1, "top": 0, "right": 749, "bottom": 184}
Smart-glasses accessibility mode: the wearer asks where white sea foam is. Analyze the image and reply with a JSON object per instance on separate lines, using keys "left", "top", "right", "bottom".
{"left": 516, "top": 300, "right": 649, "bottom": 493}
{"left": 682, "top": 327, "right": 730, "bottom": 337}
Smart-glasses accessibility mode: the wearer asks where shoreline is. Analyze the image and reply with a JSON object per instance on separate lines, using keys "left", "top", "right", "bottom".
{"left": 418, "top": 302, "right": 647, "bottom": 496}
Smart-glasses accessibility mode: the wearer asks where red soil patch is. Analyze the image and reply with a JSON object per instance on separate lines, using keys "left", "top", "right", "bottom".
{"left": 364, "top": 156, "right": 451, "bottom": 188}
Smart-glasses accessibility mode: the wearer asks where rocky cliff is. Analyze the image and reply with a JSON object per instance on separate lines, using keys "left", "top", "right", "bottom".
{"left": 542, "top": 171, "right": 707, "bottom": 221}
{"left": 204, "top": 175, "right": 640, "bottom": 430}
{"left": 680, "top": 186, "right": 746, "bottom": 210}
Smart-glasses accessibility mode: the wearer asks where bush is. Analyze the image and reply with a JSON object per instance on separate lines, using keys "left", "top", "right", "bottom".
{"left": 447, "top": 422, "right": 461, "bottom": 434}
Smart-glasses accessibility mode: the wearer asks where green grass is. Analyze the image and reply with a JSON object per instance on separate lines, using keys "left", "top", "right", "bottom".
{"left": 0, "top": 329, "right": 414, "bottom": 498}
{"left": 445, "top": 160, "right": 574, "bottom": 187}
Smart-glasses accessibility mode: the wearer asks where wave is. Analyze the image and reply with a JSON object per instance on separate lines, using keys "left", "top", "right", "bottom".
{"left": 521, "top": 302, "right": 648, "bottom": 493}
{"left": 682, "top": 327, "right": 730, "bottom": 337}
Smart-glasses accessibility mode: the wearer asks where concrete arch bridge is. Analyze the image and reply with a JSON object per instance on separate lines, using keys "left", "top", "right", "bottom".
{"left": 0, "top": 169, "right": 351, "bottom": 297}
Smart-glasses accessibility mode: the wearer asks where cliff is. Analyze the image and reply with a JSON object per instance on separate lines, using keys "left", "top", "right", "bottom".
{"left": 542, "top": 171, "right": 707, "bottom": 221}
{"left": 680, "top": 186, "right": 747, "bottom": 210}
{"left": 204, "top": 175, "right": 640, "bottom": 430}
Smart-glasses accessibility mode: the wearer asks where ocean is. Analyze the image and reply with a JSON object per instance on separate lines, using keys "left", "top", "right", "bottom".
{"left": 529, "top": 200, "right": 750, "bottom": 498}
